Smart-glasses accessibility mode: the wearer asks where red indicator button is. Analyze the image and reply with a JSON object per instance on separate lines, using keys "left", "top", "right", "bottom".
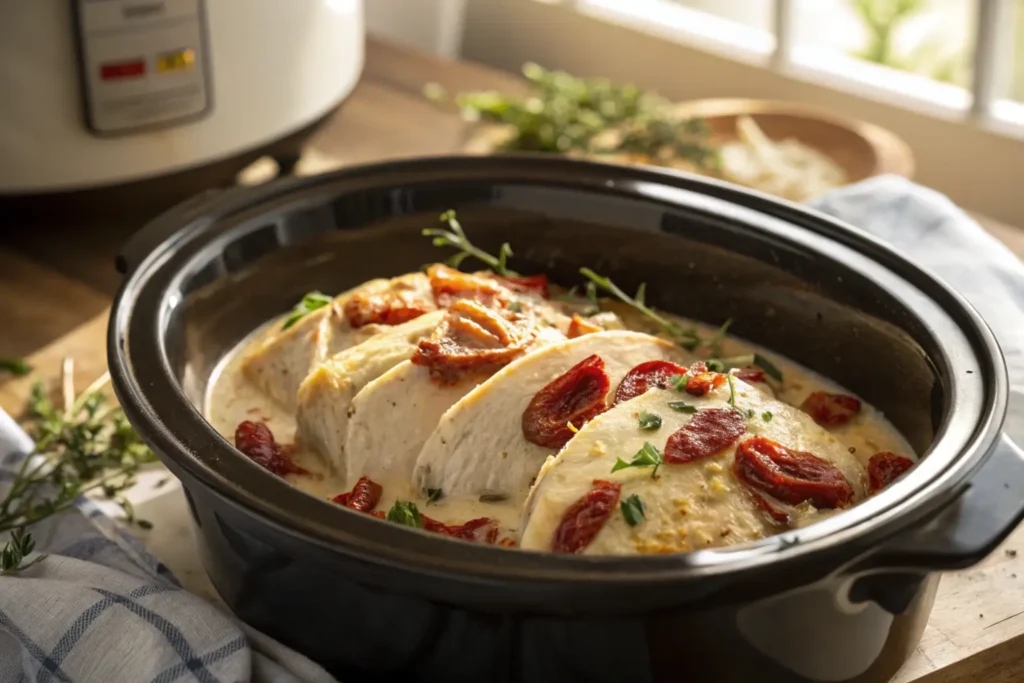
{"left": 100, "top": 60, "right": 146, "bottom": 80}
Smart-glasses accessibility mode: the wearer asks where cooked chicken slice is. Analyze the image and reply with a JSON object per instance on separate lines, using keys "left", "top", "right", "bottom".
{"left": 519, "top": 378, "right": 868, "bottom": 556}
{"left": 242, "top": 273, "right": 434, "bottom": 409}
{"left": 345, "top": 326, "right": 566, "bottom": 485}
{"left": 413, "top": 330, "right": 693, "bottom": 503}
{"left": 295, "top": 310, "right": 446, "bottom": 473}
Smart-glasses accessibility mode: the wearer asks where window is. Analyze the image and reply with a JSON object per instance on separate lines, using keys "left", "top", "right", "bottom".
{"left": 559, "top": 0, "right": 1024, "bottom": 132}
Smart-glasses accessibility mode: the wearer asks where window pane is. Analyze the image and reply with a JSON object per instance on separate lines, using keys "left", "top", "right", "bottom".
{"left": 792, "top": 0, "right": 975, "bottom": 90}
{"left": 665, "top": 0, "right": 772, "bottom": 32}
{"left": 1012, "top": 0, "right": 1024, "bottom": 101}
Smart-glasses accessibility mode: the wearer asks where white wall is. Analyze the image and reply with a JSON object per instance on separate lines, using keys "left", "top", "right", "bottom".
{"left": 364, "top": 0, "right": 466, "bottom": 57}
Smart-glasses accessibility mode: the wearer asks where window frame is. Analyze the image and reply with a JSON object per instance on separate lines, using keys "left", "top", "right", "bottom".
{"left": 556, "top": 0, "right": 1024, "bottom": 139}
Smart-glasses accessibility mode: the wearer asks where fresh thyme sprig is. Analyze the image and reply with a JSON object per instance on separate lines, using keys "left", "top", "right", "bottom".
{"left": 422, "top": 210, "right": 519, "bottom": 276}
{"left": 0, "top": 358, "right": 31, "bottom": 377}
{"left": 0, "top": 528, "right": 44, "bottom": 575}
{"left": 579, "top": 268, "right": 704, "bottom": 350}
{"left": 0, "top": 359, "right": 159, "bottom": 573}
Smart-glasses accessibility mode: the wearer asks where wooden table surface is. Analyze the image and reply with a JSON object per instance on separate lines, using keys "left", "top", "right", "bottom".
{"left": 2, "top": 37, "right": 1024, "bottom": 683}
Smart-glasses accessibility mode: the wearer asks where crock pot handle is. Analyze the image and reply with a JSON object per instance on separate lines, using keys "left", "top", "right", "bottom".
{"left": 859, "top": 433, "right": 1024, "bottom": 572}
{"left": 116, "top": 188, "right": 225, "bottom": 275}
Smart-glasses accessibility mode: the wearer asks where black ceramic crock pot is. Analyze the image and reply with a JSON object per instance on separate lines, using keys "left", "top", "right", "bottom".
{"left": 108, "top": 156, "right": 1024, "bottom": 683}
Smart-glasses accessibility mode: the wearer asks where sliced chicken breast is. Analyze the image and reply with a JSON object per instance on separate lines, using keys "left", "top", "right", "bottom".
{"left": 295, "top": 310, "right": 446, "bottom": 473}
{"left": 519, "top": 378, "right": 868, "bottom": 555}
{"left": 345, "top": 326, "right": 567, "bottom": 486}
{"left": 413, "top": 330, "right": 693, "bottom": 503}
{"left": 242, "top": 275, "right": 434, "bottom": 409}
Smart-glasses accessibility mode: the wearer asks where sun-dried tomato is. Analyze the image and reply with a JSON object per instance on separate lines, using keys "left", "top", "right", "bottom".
{"left": 749, "top": 491, "right": 791, "bottom": 526}
{"left": 331, "top": 476, "right": 383, "bottom": 512}
{"left": 496, "top": 274, "right": 550, "bottom": 299}
{"left": 428, "top": 264, "right": 512, "bottom": 308}
{"left": 234, "top": 420, "right": 308, "bottom": 477}
{"left": 522, "top": 354, "right": 610, "bottom": 448}
{"left": 552, "top": 480, "right": 622, "bottom": 553}
{"left": 413, "top": 298, "right": 538, "bottom": 384}
{"left": 421, "top": 514, "right": 500, "bottom": 543}
{"left": 343, "top": 286, "right": 436, "bottom": 328}
{"left": 613, "top": 360, "right": 689, "bottom": 405}
{"left": 567, "top": 314, "right": 602, "bottom": 339}
{"left": 734, "top": 436, "right": 854, "bottom": 509}
{"left": 733, "top": 367, "right": 765, "bottom": 383}
{"left": 801, "top": 391, "right": 861, "bottom": 427}
{"left": 867, "top": 452, "right": 915, "bottom": 494}
{"left": 685, "top": 361, "right": 727, "bottom": 397}
{"left": 664, "top": 408, "right": 746, "bottom": 463}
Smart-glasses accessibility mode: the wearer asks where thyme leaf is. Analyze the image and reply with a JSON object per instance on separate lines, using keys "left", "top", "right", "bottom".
{"left": 423, "top": 210, "right": 519, "bottom": 276}
{"left": 611, "top": 442, "right": 663, "bottom": 479}
{"left": 621, "top": 494, "right": 646, "bottom": 527}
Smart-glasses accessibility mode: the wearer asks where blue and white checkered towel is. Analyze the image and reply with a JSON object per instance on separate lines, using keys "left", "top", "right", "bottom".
{"left": 1, "top": 175, "right": 1022, "bottom": 682}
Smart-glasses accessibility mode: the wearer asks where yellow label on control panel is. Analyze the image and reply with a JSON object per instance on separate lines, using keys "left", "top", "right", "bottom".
{"left": 156, "top": 48, "right": 196, "bottom": 74}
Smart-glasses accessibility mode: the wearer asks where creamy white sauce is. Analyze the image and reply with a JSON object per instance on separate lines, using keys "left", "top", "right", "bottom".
{"left": 205, "top": 290, "right": 915, "bottom": 552}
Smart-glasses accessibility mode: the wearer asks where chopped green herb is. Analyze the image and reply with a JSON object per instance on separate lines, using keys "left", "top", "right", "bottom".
{"left": 137, "top": 519, "right": 154, "bottom": 530}
{"left": 670, "top": 374, "right": 688, "bottom": 391}
{"left": 426, "top": 488, "right": 444, "bottom": 505}
{"left": 621, "top": 494, "right": 646, "bottom": 526}
{"left": 386, "top": 501, "right": 424, "bottom": 528}
{"left": 637, "top": 410, "right": 662, "bottom": 430}
{"left": 509, "top": 301, "right": 524, "bottom": 313}
{"left": 479, "top": 493, "right": 508, "bottom": 503}
{"left": 706, "top": 318, "right": 733, "bottom": 356}
{"left": 727, "top": 374, "right": 737, "bottom": 407}
{"left": 0, "top": 358, "right": 31, "bottom": 376}
{"left": 754, "top": 353, "right": 783, "bottom": 382}
{"left": 762, "top": 411, "right": 774, "bottom": 423}
{"left": 423, "top": 210, "right": 519, "bottom": 276}
{"left": 282, "top": 291, "right": 333, "bottom": 330}
{"left": 668, "top": 401, "right": 697, "bottom": 414}
{"left": 746, "top": 408, "right": 756, "bottom": 419}
{"left": 611, "top": 442, "right": 663, "bottom": 479}
{"left": 705, "top": 354, "right": 756, "bottom": 372}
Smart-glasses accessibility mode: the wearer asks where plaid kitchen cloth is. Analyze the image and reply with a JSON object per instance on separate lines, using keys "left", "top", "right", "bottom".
{"left": 1, "top": 174, "right": 1023, "bottom": 683}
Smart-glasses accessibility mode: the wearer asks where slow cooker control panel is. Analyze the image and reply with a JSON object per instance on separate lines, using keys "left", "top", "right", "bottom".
{"left": 73, "top": 0, "right": 211, "bottom": 135}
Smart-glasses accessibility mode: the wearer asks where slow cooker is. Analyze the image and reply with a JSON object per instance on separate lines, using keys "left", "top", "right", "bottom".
{"left": 108, "top": 156, "right": 1024, "bottom": 683}
{"left": 0, "top": 0, "right": 363, "bottom": 204}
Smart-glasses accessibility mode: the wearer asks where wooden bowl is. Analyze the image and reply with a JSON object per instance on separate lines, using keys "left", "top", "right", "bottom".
{"left": 670, "top": 98, "right": 915, "bottom": 182}
{"left": 460, "top": 98, "right": 915, "bottom": 190}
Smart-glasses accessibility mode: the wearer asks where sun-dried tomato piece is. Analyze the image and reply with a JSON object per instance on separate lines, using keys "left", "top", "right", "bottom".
{"left": 421, "top": 514, "right": 500, "bottom": 543}
{"left": 749, "top": 491, "right": 791, "bottom": 526}
{"left": 331, "top": 476, "right": 383, "bottom": 512}
{"left": 733, "top": 367, "right": 765, "bottom": 383}
{"left": 801, "top": 391, "right": 861, "bottom": 427}
{"left": 613, "top": 360, "right": 689, "bottom": 405}
{"left": 567, "top": 314, "right": 602, "bottom": 339}
{"left": 867, "top": 452, "right": 915, "bottom": 494}
{"left": 522, "top": 355, "right": 611, "bottom": 448}
{"left": 234, "top": 420, "right": 308, "bottom": 477}
{"left": 685, "top": 361, "right": 727, "bottom": 397}
{"left": 343, "top": 286, "right": 436, "bottom": 328}
{"left": 552, "top": 480, "right": 622, "bottom": 553}
{"left": 497, "top": 274, "right": 549, "bottom": 299}
{"left": 734, "top": 436, "right": 854, "bottom": 509}
{"left": 413, "top": 298, "right": 538, "bottom": 384}
{"left": 428, "top": 264, "right": 512, "bottom": 308}
{"left": 664, "top": 408, "right": 746, "bottom": 463}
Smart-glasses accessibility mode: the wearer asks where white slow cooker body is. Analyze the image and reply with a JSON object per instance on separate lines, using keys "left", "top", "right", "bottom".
{"left": 0, "top": 0, "right": 364, "bottom": 194}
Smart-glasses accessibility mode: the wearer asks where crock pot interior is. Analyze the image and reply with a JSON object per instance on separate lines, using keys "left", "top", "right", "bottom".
{"left": 170, "top": 179, "right": 950, "bottom": 457}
